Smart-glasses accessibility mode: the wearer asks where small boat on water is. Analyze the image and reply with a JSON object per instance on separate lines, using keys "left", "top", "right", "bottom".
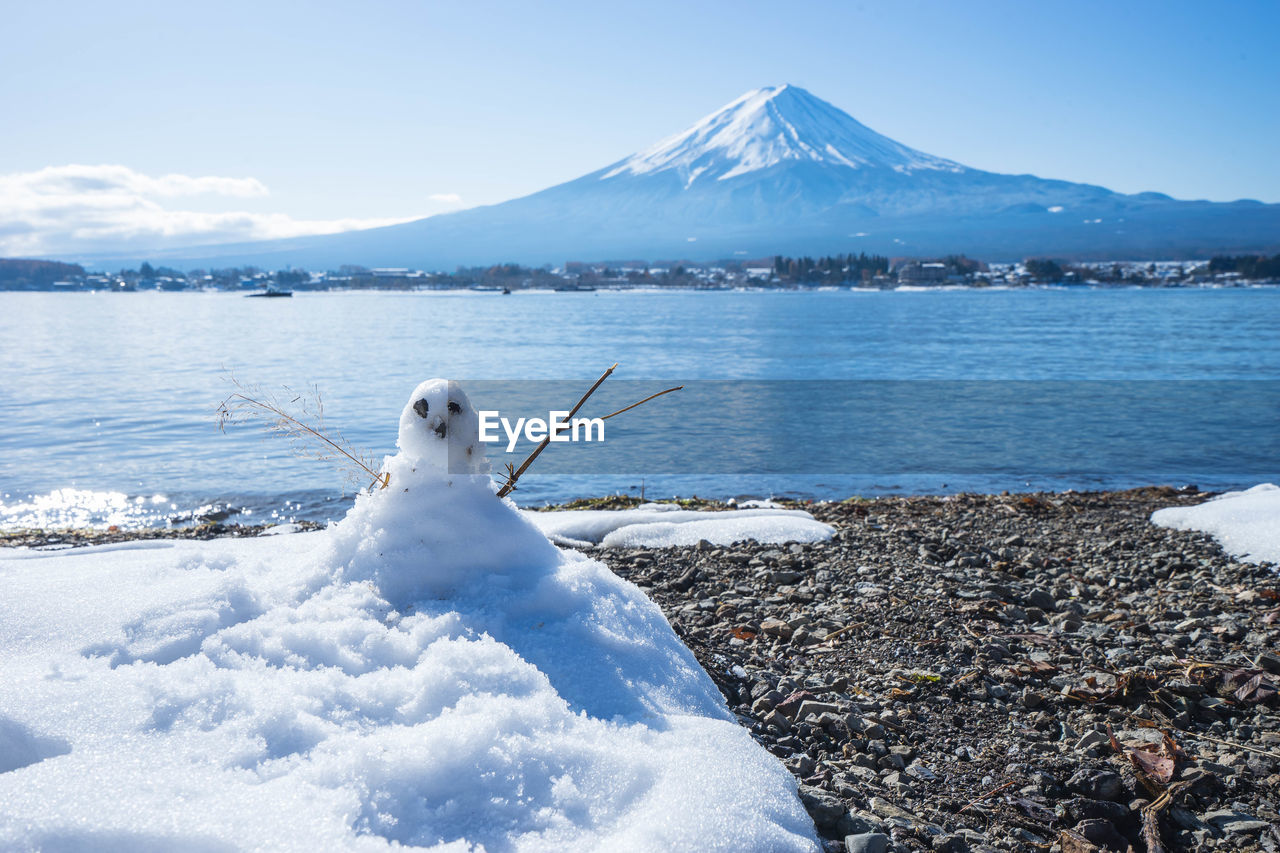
{"left": 246, "top": 288, "right": 292, "bottom": 298}
{"left": 554, "top": 284, "right": 596, "bottom": 292}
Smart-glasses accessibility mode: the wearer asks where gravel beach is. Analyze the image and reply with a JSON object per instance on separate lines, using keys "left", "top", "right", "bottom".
{"left": 6, "top": 487, "right": 1279, "bottom": 852}
{"left": 595, "top": 487, "right": 1280, "bottom": 852}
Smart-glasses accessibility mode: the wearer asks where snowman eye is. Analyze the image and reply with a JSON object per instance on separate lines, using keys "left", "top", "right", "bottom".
{"left": 413, "top": 399, "right": 429, "bottom": 418}
{"left": 448, "top": 401, "right": 461, "bottom": 415}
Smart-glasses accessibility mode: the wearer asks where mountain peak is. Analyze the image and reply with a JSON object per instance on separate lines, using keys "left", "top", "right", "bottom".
{"left": 601, "top": 84, "right": 965, "bottom": 186}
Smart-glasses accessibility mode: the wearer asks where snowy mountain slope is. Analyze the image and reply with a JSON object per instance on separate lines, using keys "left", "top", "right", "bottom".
{"left": 88, "top": 85, "right": 1280, "bottom": 268}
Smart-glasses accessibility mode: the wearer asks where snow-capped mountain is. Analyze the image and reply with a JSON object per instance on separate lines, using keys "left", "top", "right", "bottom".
{"left": 601, "top": 85, "right": 964, "bottom": 185}
{"left": 100, "top": 85, "right": 1280, "bottom": 268}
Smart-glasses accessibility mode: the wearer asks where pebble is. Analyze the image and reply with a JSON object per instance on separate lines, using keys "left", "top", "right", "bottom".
{"left": 843, "top": 833, "right": 889, "bottom": 853}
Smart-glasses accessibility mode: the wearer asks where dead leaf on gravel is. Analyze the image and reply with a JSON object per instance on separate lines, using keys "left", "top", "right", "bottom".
{"left": 1224, "top": 668, "right": 1279, "bottom": 705}
{"left": 1129, "top": 748, "right": 1175, "bottom": 785}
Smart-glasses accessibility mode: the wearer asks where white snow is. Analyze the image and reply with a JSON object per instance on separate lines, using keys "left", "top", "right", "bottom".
{"left": 526, "top": 504, "right": 834, "bottom": 549}
{"left": 0, "top": 380, "right": 818, "bottom": 852}
{"left": 603, "top": 84, "right": 965, "bottom": 186}
{"left": 1152, "top": 484, "right": 1280, "bottom": 565}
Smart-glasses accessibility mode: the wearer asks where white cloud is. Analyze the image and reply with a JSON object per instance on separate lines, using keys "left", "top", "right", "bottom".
{"left": 0, "top": 164, "right": 422, "bottom": 257}
{"left": 428, "top": 192, "right": 463, "bottom": 204}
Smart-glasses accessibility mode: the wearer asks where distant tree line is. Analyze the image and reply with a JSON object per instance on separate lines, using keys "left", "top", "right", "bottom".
{"left": 0, "top": 259, "right": 85, "bottom": 289}
{"left": 133, "top": 261, "right": 187, "bottom": 279}
{"left": 1023, "top": 258, "right": 1065, "bottom": 281}
{"left": 773, "top": 252, "right": 889, "bottom": 282}
{"left": 274, "top": 269, "right": 310, "bottom": 286}
{"left": 1208, "top": 254, "right": 1280, "bottom": 279}
{"left": 942, "top": 255, "right": 986, "bottom": 275}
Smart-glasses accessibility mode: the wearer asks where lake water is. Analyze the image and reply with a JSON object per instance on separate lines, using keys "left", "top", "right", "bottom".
{"left": 2, "top": 287, "right": 1277, "bottom": 528}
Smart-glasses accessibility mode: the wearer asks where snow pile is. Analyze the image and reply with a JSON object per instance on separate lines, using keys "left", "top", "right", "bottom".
{"left": 1152, "top": 484, "right": 1280, "bottom": 565}
{"left": 603, "top": 84, "right": 964, "bottom": 186}
{"left": 0, "top": 380, "right": 818, "bottom": 852}
{"left": 526, "top": 504, "right": 834, "bottom": 549}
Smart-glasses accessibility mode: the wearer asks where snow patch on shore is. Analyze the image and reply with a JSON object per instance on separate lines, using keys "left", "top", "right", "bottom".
{"left": 526, "top": 505, "right": 834, "bottom": 549}
{"left": 0, "top": 380, "right": 818, "bottom": 852}
{"left": 1152, "top": 484, "right": 1280, "bottom": 565}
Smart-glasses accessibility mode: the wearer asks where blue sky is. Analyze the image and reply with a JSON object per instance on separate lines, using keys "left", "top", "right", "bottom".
{"left": 2, "top": 0, "right": 1277, "bottom": 255}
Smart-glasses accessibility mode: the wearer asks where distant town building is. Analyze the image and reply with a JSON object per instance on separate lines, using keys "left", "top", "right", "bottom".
{"left": 896, "top": 262, "right": 948, "bottom": 284}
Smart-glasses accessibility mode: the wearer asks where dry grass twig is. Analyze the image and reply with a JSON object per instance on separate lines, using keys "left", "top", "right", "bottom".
{"left": 216, "top": 375, "right": 388, "bottom": 492}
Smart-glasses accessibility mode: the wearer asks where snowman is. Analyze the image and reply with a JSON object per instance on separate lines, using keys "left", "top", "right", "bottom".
{"left": 326, "top": 379, "right": 558, "bottom": 605}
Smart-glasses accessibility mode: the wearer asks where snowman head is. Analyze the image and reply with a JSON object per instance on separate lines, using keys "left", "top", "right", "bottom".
{"left": 396, "top": 379, "right": 488, "bottom": 475}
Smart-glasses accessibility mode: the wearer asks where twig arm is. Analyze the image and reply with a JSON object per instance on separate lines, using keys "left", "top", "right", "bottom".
{"left": 496, "top": 364, "right": 617, "bottom": 498}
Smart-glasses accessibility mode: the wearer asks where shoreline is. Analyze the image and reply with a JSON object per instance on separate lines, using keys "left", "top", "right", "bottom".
{"left": 6, "top": 281, "right": 1280, "bottom": 295}
{"left": 4, "top": 487, "right": 1279, "bottom": 849}
{"left": 0, "top": 486, "right": 1211, "bottom": 550}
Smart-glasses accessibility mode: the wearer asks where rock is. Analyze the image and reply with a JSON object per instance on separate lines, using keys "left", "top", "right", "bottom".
{"left": 1203, "top": 809, "right": 1272, "bottom": 834}
{"left": 760, "top": 618, "right": 794, "bottom": 640}
{"left": 931, "top": 835, "right": 970, "bottom": 853}
{"left": 1073, "top": 818, "right": 1129, "bottom": 850}
{"left": 868, "top": 797, "right": 943, "bottom": 835}
{"left": 838, "top": 812, "right": 884, "bottom": 837}
{"left": 860, "top": 720, "right": 886, "bottom": 740}
{"left": 798, "top": 784, "right": 846, "bottom": 833}
{"left": 1197, "top": 760, "right": 1236, "bottom": 776}
{"left": 847, "top": 764, "right": 878, "bottom": 784}
{"left": 774, "top": 690, "right": 816, "bottom": 718}
{"left": 869, "top": 796, "right": 916, "bottom": 824}
{"left": 881, "top": 771, "right": 916, "bottom": 797}
{"left": 905, "top": 762, "right": 938, "bottom": 782}
{"left": 786, "top": 754, "right": 815, "bottom": 776}
{"left": 796, "top": 700, "right": 840, "bottom": 721}
{"left": 763, "top": 709, "right": 791, "bottom": 732}
{"left": 1060, "top": 798, "right": 1130, "bottom": 824}
{"left": 1026, "top": 589, "right": 1058, "bottom": 611}
{"left": 670, "top": 566, "right": 699, "bottom": 591}
{"left": 752, "top": 690, "right": 783, "bottom": 713}
{"left": 843, "top": 833, "right": 889, "bottom": 853}
{"left": 1030, "top": 770, "right": 1062, "bottom": 797}
{"left": 1168, "top": 805, "right": 1203, "bottom": 831}
{"left": 1074, "top": 730, "right": 1111, "bottom": 754}
{"left": 1067, "top": 769, "right": 1125, "bottom": 802}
